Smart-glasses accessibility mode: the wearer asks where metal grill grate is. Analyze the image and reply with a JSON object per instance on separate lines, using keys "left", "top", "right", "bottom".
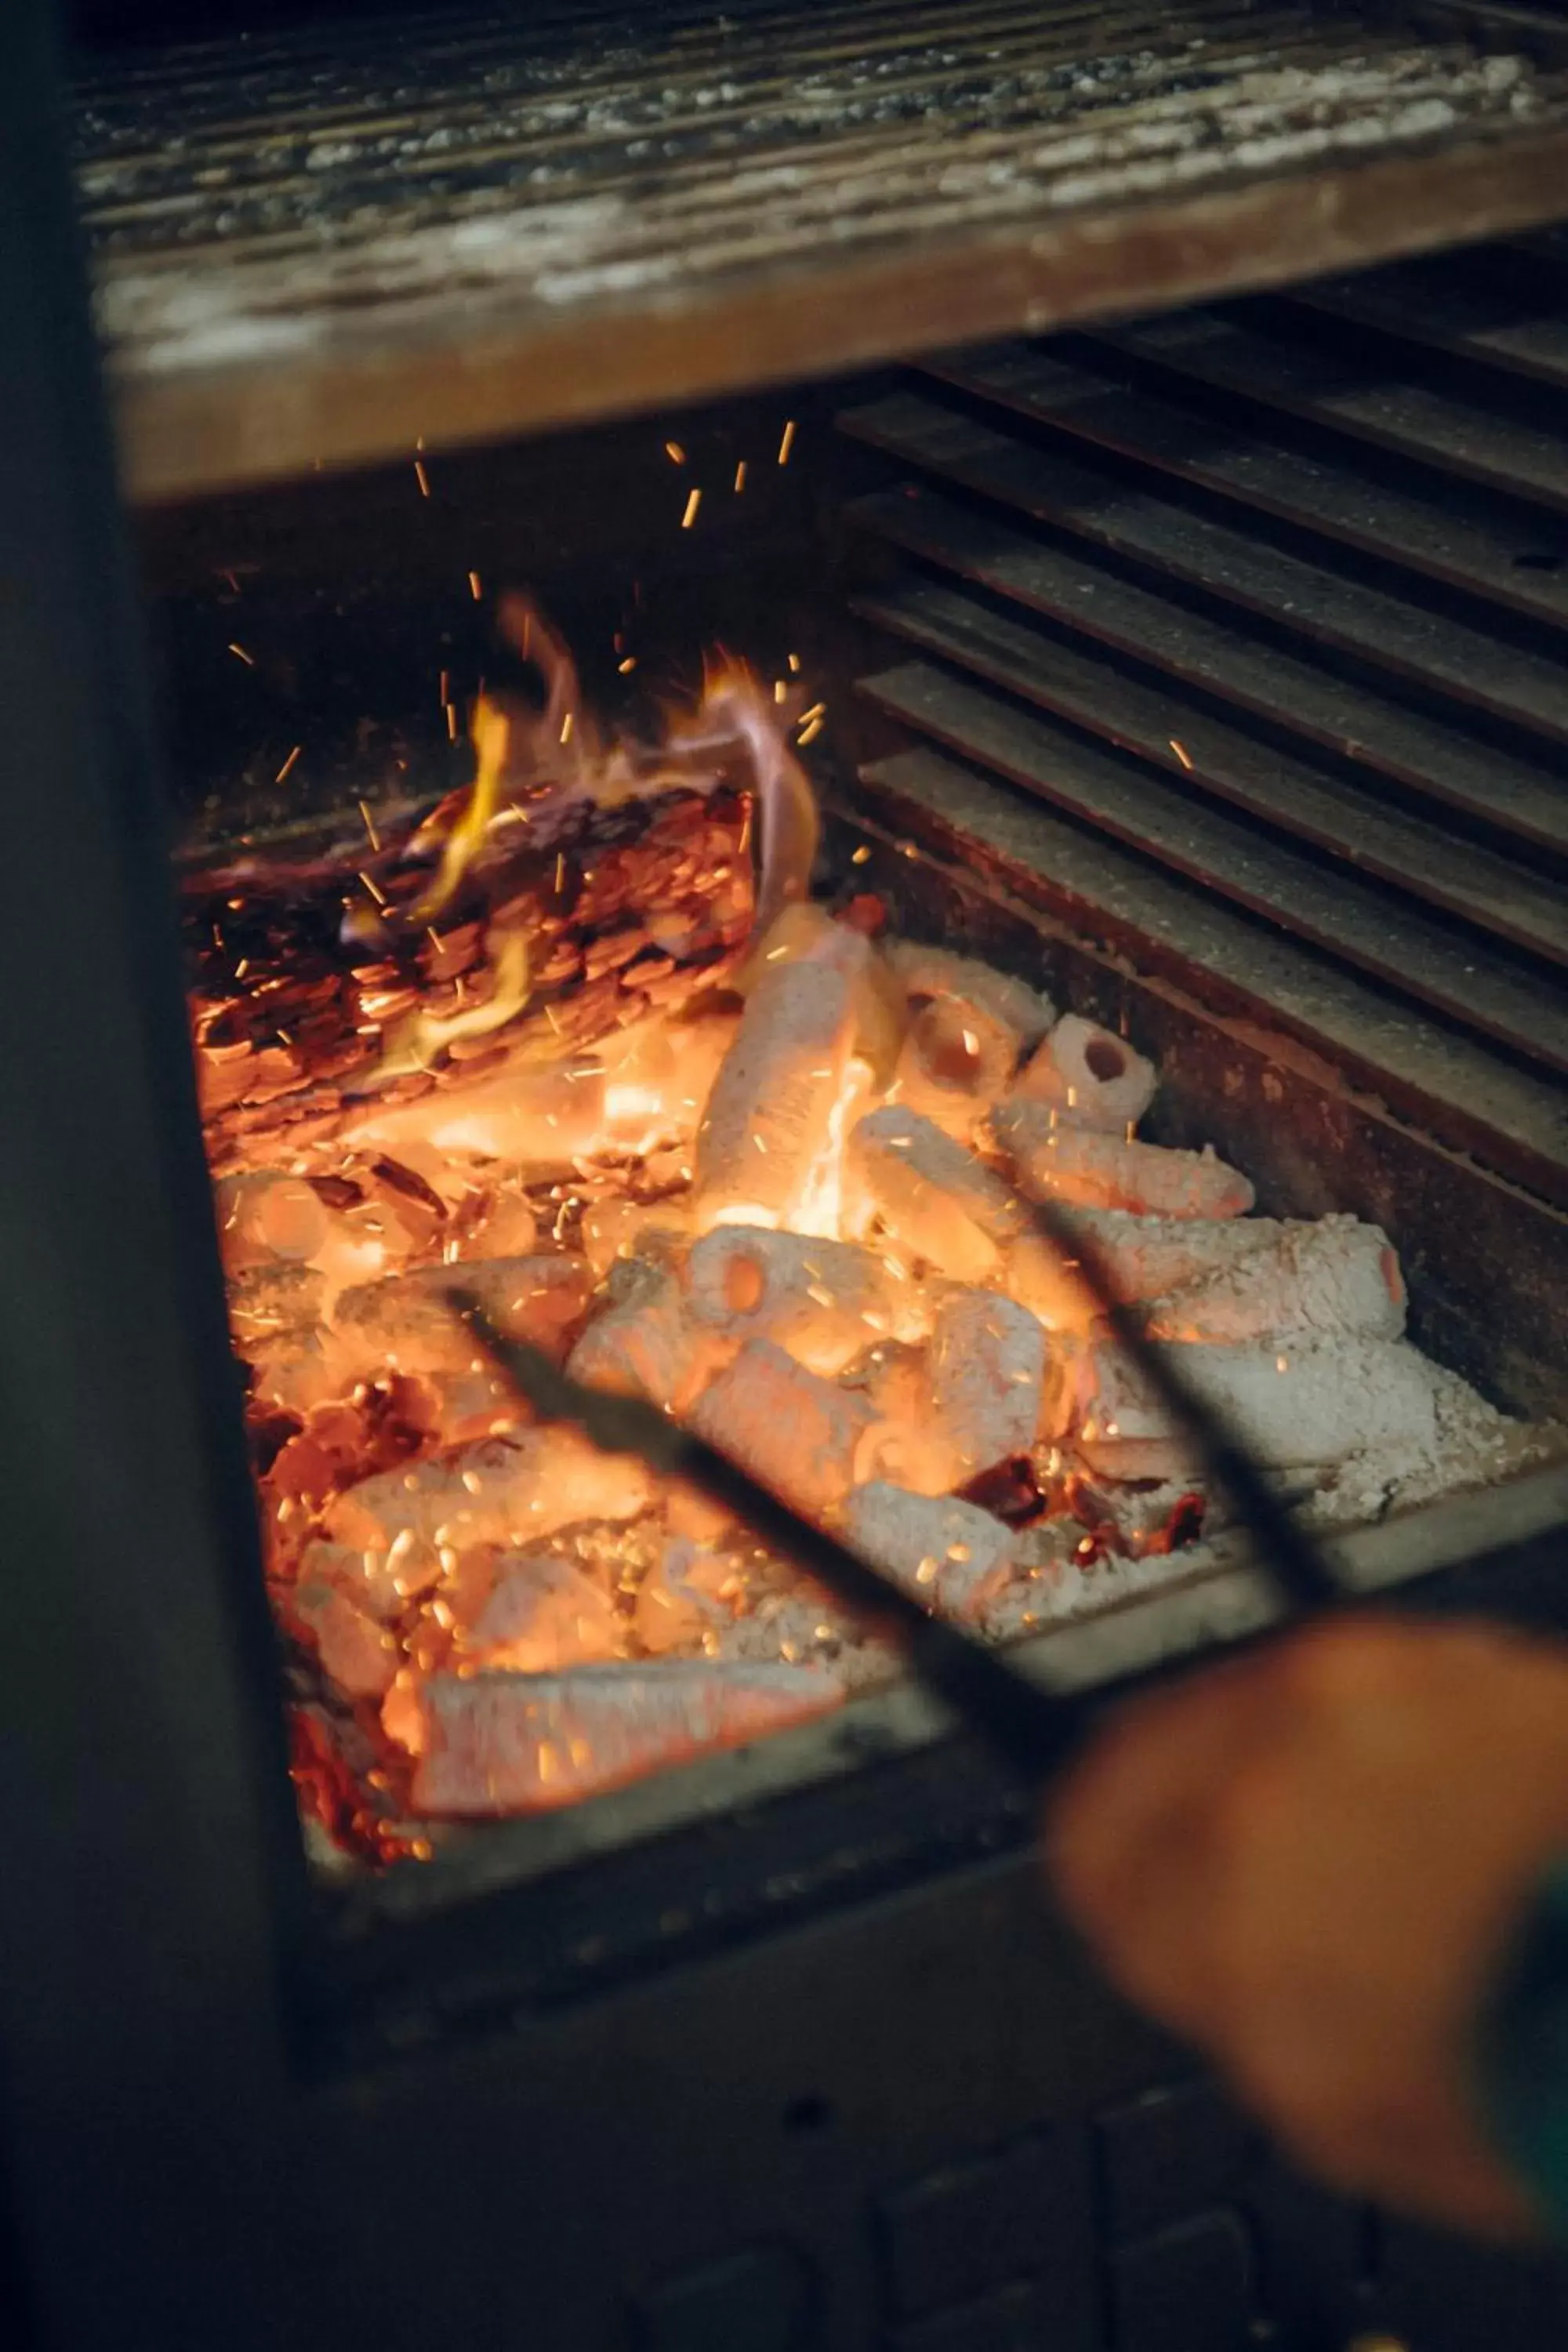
{"left": 72, "top": 0, "right": 1568, "bottom": 499}
{"left": 838, "top": 231, "right": 1568, "bottom": 1216}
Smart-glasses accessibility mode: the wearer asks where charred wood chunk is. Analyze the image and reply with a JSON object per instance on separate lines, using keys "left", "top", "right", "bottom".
{"left": 333, "top": 1254, "right": 593, "bottom": 1374}
{"left": 410, "top": 1661, "right": 842, "bottom": 1813}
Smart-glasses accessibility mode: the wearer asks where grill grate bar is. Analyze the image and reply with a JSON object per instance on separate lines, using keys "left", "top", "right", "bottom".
{"left": 1087, "top": 303, "right": 1568, "bottom": 514}
{"left": 858, "top": 746, "right": 1568, "bottom": 1208}
{"left": 848, "top": 483, "right": 1568, "bottom": 858}
{"left": 1288, "top": 245, "right": 1568, "bottom": 390}
{"left": 858, "top": 657, "right": 1568, "bottom": 1077}
{"left": 71, "top": 0, "right": 1568, "bottom": 497}
{"left": 840, "top": 390, "right": 1568, "bottom": 744}
{"left": 854, "top": 575, "right": 1568, "bottom": 966}
{"left": 924, "top": 342, "right": 1568, "bottom": 630}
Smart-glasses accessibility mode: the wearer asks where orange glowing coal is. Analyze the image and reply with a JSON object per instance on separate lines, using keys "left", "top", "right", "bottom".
{"left": 187, "top": 603, "right": 1440, "bottom": 1865}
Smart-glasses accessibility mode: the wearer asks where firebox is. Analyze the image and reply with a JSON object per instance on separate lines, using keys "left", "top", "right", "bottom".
{"left": 5, "top": 0, "right": 1568, "bottom": 2346}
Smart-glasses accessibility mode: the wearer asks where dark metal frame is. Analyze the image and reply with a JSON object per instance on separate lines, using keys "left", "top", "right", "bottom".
{"left": 10, "top": 4, "right": 1568, "bottom": 2347}
{"left": 0, "top": 9, "right": 314, "bottom": 2343}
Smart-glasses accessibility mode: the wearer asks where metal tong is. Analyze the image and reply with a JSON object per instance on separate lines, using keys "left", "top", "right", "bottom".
{"left": 448, "top": 1196, "right": 1345, "bottom": 1788}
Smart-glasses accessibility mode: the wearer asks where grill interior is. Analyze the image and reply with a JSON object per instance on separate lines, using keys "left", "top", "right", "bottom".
{"left": 73, "top": 0, "right": 1568, "bottom": 500}
{"left": 838, "top": 230, "right": 1568, "bottom": 1278}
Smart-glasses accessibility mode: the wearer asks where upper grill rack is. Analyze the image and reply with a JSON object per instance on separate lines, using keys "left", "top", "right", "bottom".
{"left": 73, "top": 0, "right": 1568, "bottom": 501}
{"left": 838, "top": 230, "right": 1568, "bottom": 1215}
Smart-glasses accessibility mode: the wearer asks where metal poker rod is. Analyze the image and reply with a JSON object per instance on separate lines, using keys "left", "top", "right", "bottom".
{"left": 1024, "top": 1193, "right": 1345, "bottom": 1614}
{"left": 450, "top": 1292, "right": 1091, "bottom": 1781}
{"left": 451, "top": 1200, "right": 1347, "bottom": 1786}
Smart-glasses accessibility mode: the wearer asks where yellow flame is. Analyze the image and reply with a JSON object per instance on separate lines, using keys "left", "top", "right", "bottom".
{"left": 407, "top": 696, "right": 510, "bottom": 926}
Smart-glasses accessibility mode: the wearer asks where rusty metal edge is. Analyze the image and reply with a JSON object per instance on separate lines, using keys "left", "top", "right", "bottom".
{"left": 107, "top": 122, "right": 1568, "bottom": 505}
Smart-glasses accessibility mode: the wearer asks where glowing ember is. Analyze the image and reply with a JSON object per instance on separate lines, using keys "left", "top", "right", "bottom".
{"left": 187, "top": 606, "right": 1493, "bottom": 1865}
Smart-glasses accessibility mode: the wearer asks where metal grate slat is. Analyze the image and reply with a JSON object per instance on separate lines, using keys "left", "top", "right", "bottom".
{"left": 853, "top": 575, "right": 1568, "bottom": 964}
{"left": 847, "top": 483, "right": 1568, "bottom": 857}
{"left": 71, "top": 0, "right": 1568, "bottom": 499}
{"left": 859, "top": 657, "right": 1568, "bottom": 1076}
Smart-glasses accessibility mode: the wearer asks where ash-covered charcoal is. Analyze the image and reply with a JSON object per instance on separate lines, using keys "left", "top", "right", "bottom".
{"left": 187, "top": 612, "right": 1552, "bottom": 1863}
{"left": 682, "top": 1225, "right": 931, "bottom": 1373}
{"left": 690, "top": 1337, "right": 885, "bottom": 1516}
{"left": 691, "top": 959, "right": 858, "bottom": 1232}
{"left": 846, "top": 1104, "right": 1027, "bottom": 1279}
{"left": 459, "top": 1553, "right": 622, "bottom": 1672}
{"left": 993, "top": 1101, "right": 1255, "bottom": 1219}
{"left": 839, "top": 1485, "right": 1016, "bottom": 1623}
{"left": 409, "top": 1661, "right": 844, "bottom": 1815}
{"left": 927, "top": 1289, "right": 1047, "bottom": 1479}
{"left": 1054, "top": 1335, "right": 1443, "bottom": 1479}
{"left": 1011, "top": 1014, "right": 1157, "bottom": 1134}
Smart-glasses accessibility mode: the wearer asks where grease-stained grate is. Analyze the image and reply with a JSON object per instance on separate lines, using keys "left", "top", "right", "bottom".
{"left": 71, "top": 0, "right": 1568, "bottom": 499}
{"left": 838, "top": 233, "right": 1568, "bottom": 1218}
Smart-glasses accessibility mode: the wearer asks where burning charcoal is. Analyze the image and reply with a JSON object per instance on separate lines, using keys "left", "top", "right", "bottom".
{"left": 994, "top": 1101, "right": 1254, "bottom": 1219}
{"left": 664, "top": 1476, "right": 737, "bottom": 1544}
{"left": 682, "top": 1225, "right": 931, "bottom": 1376}
{"left": 333, "top": 1254, "right": 593, "bottom": 1374}
{"left": 1052, "top": 1335, "right": 1440, "bottom": 1476}
{"left": 929, "top": 1289, "right": 1047, "bottom": 1478}
{"left": 1011, "top": 1014, "right": 1156, "bottom": 1134}
{"left": 840, "top": 1483, "right": 1016, "bottom": 1623}
{"left": 1007, "top": 1209, "right": 1401, "bottom": 1337}
{"left": 462, "top": 1553, "right": 622, "bottom": 1671}
{"left": 409, "top": 1367, "right": 524, "bottom": 1446}
{"left": 688, "top": 1337, "right": 884, "bottom": 1515}
{"left": 215, "top": 1171, "right": 331, "bottom": 1273}
{"left": 884, "top": 942, "right": 1054, "bottom": 1047}
{"left": 847, "top": 1343, "right": 962, "bottom": 1497}
{"left": 323, "top": 1428, "right": 655, "bottom": 1591}
{"left": 691, "top": 959, "right": 859, "bottom": 1232}
{"left": 290, "top": 1576, "right": 400, "bottom": 1702}
{"left": 227, "top": 1261, "right": 328, "bottom": 1348}
{"left": 845, "top": 1105, "right": 1025, "bottom": 1281}
{"left": 470, "top": 1189, "right": 539, "bottom": 1259}
{"left": 568, "top": 1271, "right": 734, "bottom": 1413}
{"left": 1143, "top": 1215, "right": 1406, "bottom": 1345}
{"left": 890, "top": 995, "right": 1022, "bottom": 1145}
{"left": 634, "top": 1537, "right": 739, "bottom": 1656}
{"left": 408, "top": 1660, "right": 843, "bottom": 1813}
{"left": 740, "top": 902, "right": 909, "bottom": 1084}
{"left": 580, "top": 1194, "right": 691, "bottom": 1279}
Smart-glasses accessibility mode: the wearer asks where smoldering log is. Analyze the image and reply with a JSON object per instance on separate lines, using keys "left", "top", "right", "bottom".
{"left": 409, "top": 1660, "right": 843, "bottom": 1813}
{"left": 839, "top": 1484, "right": 1016, "bottom": 1623}
{"left": 688, "top": 1336, "right": 885, "bottom": 1515}
{"left": 682, "top": 1225, "right": 931, "bottom": 1375}
{"left": 1011, "top": 1014, "right": 1156, "bottom": 1134}
{"left": 1051, "top": 1335, "right": 1441, "bottom": 1475}
{"left": 994, "top": 1100, "right": 1254, "bottom": 1219}
{"left": 691, "top": 960, "right": 857, "bottom": 1231}
{"left": 846, "top": 1105, "right": 1026, "bottom": 1281}
{"left": 928, "top": 1288, "right": 1048, "bottom": 1477}
{"left": 289, "top": 1575, "right": 400, "bottom": 1700}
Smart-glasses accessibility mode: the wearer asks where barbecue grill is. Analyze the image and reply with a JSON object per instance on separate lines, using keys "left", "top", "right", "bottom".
{"left": 6, "top": 0, "right": 1568, "bottom": 2345}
